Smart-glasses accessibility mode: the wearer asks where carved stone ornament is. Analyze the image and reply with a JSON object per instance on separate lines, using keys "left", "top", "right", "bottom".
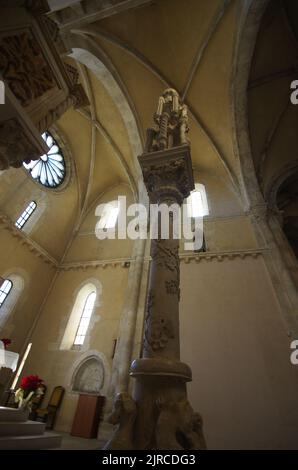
{"left": 145, "top": 88, "right": 189, "bottom": 152}
{"left": 72, "top": 357, "right": 104, "bottom": 394}
{"left": 151, "top": 239, "right": 180, "bottom": 275}
{"left": 108, "top": 90, "right": 206, "bottom": 450}
{"left": 0, "top": 32, "right": 56, "bottom": 107}
{"left": 156, "top": 397, "right": 207, "bottom": 450}
{"left": 139, "top": 145, "right": 194, "bottom": 205}
{"left": 144, "top": 291, "right": 175, "bottom": 352}
{"left": 165, "top": 279, "right": 180, "bottom": 298}
{"left": 0, "top": 119, "right": 40, "bottom": 170}
{"left": 103, "top": 392, "right": 137, "bottom": 450}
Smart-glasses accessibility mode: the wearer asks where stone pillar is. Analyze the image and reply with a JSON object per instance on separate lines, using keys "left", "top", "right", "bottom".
{"left": 108, "top": 237, "right": 146, "bottom": 397}
{"left": 131, "top": 144, "right": 205, "bottom": 450}
{"left": 104, "top": 89, "right": 206, "bottom": 451}
{"left": 250, "top": 203, "right": 298, "bottom": 337}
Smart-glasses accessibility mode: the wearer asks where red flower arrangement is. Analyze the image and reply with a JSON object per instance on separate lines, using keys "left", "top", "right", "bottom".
{"left": 0, "top": 338, "right": 11, "bottom": 349}
{"left": 15, "top": 375, "right": 44, "bottom": 409}
{"left": 20, "top": 375, "right": 43, "bottom": 392}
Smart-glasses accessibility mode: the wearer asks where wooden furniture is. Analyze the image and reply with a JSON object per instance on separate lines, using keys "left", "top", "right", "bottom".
{"left": 71, "top": 394, "right": 105, "bottom": 439}
{"left": 29, "top": 384, "right": 47, "bottom": 421}
{"left": 35, "top": 386, "right": 65, "bottom": 429}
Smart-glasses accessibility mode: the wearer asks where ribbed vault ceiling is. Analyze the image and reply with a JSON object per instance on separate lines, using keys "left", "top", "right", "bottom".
{"left": 2, "top": 0, "right": 259, "bottom": 261}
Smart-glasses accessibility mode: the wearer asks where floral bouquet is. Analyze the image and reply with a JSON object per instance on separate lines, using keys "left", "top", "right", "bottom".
{"left": 0, "top": 338, "right": 11, "bottom": 349}
{"left": 15, "top": 375, "right": 44, "bottom": 411}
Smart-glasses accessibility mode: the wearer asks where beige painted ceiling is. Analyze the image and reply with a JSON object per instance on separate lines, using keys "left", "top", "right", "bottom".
{"left": 1, "top": 0, "right": 253, "bottom": 261}
{"left": 248, "top": 0, "right": 298, "bottom": 196}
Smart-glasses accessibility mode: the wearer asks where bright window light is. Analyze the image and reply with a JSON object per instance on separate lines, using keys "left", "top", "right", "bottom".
{"left": 187, "top": 183, "right": 209, "bottom": 218}
{"left": 15, "top": 201, "right": 37, "bottom": 230}
{"left": 73, "top": 292, "right": 96, "bottom": 346}
{"left": 0, "top": 279, "right": 13, "bottom": 308}
{"left": 97, "top": 201, "right": 119, "bottom": 230}
{"left": 23, "top": 132, "right": 66, "bottom": 188}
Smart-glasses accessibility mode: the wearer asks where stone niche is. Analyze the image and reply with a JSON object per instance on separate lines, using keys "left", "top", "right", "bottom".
{"left": 72, "top": 357, "right": 104, "bottom": 395}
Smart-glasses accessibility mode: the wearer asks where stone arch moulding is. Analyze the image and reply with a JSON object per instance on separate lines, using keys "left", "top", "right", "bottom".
{"left": 67, "top": 349, "right": 111, "bottom": 397}
{"left": 231, "top": 0, "right": 298, "bottom": 338}
{"left": 65, "top": 34, "right": 145, "bottom": 189}
{"left": 266, "top": 159, "right": 298, "bottom": 210}
{"left": 231, "top": 0, "right": 270, "bottom": 210}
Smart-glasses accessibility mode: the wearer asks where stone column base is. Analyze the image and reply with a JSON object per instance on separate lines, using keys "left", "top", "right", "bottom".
{"left": 102, "top": 357, "right": 206, "bottom": 450}
{"left": 130, "top": 358, "right": 206, "bottom": 450}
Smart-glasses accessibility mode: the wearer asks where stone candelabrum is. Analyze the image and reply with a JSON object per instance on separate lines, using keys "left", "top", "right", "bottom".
{"left": 105, "top": 89, "right": 206, "bottom": 450}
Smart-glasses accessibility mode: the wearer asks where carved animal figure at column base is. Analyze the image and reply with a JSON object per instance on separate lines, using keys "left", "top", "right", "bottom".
{"left": 155, "top": 397, "right": 207, "bottom": 450}
{"left": 103, "top": 392, "right": 136, "bottom": 450}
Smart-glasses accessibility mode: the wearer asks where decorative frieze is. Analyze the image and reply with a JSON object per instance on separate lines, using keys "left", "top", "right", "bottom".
{"left": 180, "top": 248, "right": 267, "bottom": 263}
{"left": 59, "top": 259, "right": 132, "bottom": 271}
{"left": 104, "top": 90, "right": 207, "bottom": 450}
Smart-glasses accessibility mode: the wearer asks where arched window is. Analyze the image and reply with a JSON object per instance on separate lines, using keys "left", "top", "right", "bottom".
{"left": 0, "top": 279, "right": 13, "bottom": 308}
{"left": 0, "top": 273, "right": 25, "bottom": 329}
{"left": 0, "top": 274, "right": 24, "bottom": 329}
{"left": 97, "top": 200, "right": 119, "bottom": 230}
{"left": 15, "top": 201, "right": 37, "bottom": 230}
{"left": 60, "top": 282, "right": 100, "bottom": 350}
{"left": 74, "top": 292, "right": 96, "bottom": 346}
{"left": 186, "top": 183, "right": 209, "bottom": 218}
{"left": 23, "top": 131, "right": 66, "bottom": 188}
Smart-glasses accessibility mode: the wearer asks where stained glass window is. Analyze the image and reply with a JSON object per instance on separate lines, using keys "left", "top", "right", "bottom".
{"left": 15, "top": 201, "right": 37, "bottom": 229}
{"left": 23, "top": 132, "right": 65, "bottom": 188}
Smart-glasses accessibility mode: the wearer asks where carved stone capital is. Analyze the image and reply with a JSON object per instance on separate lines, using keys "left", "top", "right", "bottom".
{"left": 138, "top": 144, "right": 194, "bottom": 204}
{"left": 70, "top": 84, "right": 90, "bottom": 108}
{"left": 249, "top": 203, "right": 268, "bottom": 223}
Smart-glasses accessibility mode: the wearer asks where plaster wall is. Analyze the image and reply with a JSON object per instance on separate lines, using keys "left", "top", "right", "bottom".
{"left": 0, "top": 229, "right": 55, "bottom": 352}
{"left": 180, "top": 256, "right": 298, "bottom": 449}
{"left": 22, "top": 265, "right": 130, "bottom": 432}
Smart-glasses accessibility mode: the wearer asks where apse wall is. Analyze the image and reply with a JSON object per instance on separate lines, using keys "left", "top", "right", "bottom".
{"left": 0, "top": 229, "right": 56, "bottom": 352}
{"left": 21, "top": 183, "right": 135, "bottom": 432}
{"left": 22, "top": 265, "right": 130, "bottom": 432}
{"left": 63, "top": 183, "right": 134, "bottom": 263}
{"left": 180, "top": 255, "right": 298, "bottom": 450}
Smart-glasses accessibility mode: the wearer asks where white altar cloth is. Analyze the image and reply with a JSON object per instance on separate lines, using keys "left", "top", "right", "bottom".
{"left": 0, "top": 341, "right": 19, "bottom": 371}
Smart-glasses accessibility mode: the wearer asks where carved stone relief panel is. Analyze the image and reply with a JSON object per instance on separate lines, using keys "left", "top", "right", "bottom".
{"left": 0, "top": 32, "right": 56, "bottom": 107}
{"left": 72, "top": 357, "right": 104, "bottom": 395}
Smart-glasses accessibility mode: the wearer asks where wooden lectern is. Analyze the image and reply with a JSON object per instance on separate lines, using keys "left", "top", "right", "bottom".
{"left": 71, "top": 394, "right": 105, "bottom": 439}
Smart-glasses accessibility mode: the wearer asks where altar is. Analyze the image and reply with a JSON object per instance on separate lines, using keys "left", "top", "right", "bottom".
{"left": 0, "top": 343, "right": 19, "bottom": 372}
{"left": 0, "top": 340, "right": 19, "bottom": 405}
